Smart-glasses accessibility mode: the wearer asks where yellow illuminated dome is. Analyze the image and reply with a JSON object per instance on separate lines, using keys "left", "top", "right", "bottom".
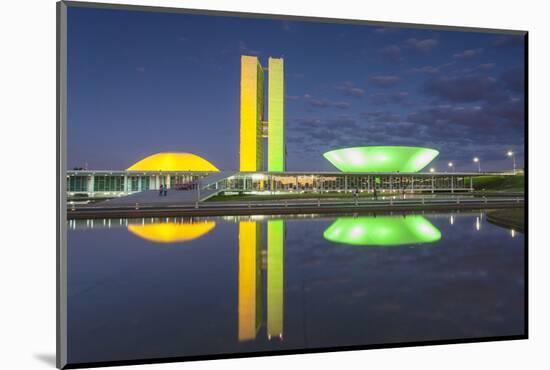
{"left": 127, "top": 152, "right": 219, "bottom": 172}
{"left": 127, "top": 221, "right": 216, "bottom": 243}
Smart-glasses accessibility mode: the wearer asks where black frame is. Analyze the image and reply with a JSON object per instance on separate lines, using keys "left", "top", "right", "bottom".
{"left": 56, "top": 1, "right": 529, "bottom": 368}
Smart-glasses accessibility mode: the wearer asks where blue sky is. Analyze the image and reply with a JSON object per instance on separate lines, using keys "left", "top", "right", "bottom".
{"left": 67, "top": 6, "right": 525, "bottom": 172}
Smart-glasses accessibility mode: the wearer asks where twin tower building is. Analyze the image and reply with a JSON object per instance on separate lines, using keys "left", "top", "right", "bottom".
{"left": 239, "top": 55, "right": 285, "bottom": 172}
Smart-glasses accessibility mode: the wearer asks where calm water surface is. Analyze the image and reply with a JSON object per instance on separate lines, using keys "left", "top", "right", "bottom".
{"left": 67, "top": 211, "right": 524, "bottom": 364}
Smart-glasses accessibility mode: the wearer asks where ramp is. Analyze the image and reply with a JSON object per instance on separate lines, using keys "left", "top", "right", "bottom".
{"left": 197, "top": 171, "right": 237, "bottom": 201}
{"left": 100, "top": 172, "right": 236, "bottom": 206}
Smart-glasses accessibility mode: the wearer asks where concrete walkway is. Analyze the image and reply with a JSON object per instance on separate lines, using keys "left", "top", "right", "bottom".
{"left": 102, "top": 189, "right": 199, "bottom": 206}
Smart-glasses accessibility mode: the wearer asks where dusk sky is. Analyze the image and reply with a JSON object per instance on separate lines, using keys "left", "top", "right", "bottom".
{"left": 67, "top": 6, "right": 525, "bottom": 172}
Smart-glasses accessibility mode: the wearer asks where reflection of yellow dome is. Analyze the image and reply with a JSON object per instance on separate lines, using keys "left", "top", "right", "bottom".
{"left": 127, "top": 222, "right": 216, "bottom": 243}
{"left": 127, "top": 152, "right": 219, "bottom": 172}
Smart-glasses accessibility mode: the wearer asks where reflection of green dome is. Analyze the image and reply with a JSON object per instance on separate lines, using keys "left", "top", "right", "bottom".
{"left": 323, "top": 146, "right": 439, "bottom": 173}
{"left": 323, "top": 215, "right": 441, "bottom": 246}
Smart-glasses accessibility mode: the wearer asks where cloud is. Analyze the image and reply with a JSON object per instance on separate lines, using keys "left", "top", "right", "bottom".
{"left": 308, "top": 129, "right": 341, "bottom": 142}
{"left": 381, "top": 38, "right": 437, "bottom": 63}
{"left": 479, "top": 63, "right": 496, "bottom": 70}
{"left": 369, "top": 91, "right": 409, "bottom": 105}
{"left": 291, "top": 118, "right": 342, "bottom": 145}
{"left": 380, "top": 45, "right": 402, "bottom": 63}
{"left": 486, "top": 97, "right": 525, "bottom": 126}
{"left": 281, "top": 20, "right": 292, "bottom": 32}
{"left": 303, "top": 94, "right": 352, "bottom": 110}
{"left": 294, "top": 117, "right": 322, "bottom": 129}
{"left": 373, "top": 27, "right": 399, "bottom": 35}
{"left": 336, "top": 82, "right": 365, "bottom": 98}
{"left": 330, "top": 115, "right": 358, "bottom": 128}
{"left": 500, "top": 66, "right": 524, "bottom": 93}
{"left": 286, "top": 95, "right": 300, "bottom": 101}
{"left": 369, "top": 75, "right": 401, "bottom": 87}
{"left": 286, "top": 135, "right": 305, "bottom": 144}
{"left": 405, "top": 38, "right": 438, "bottom": 52}
{"left": 453, "top": 48, "right": 483, "bottom": 60}
{"left": 135, "top": 67, "right": 146, "bottom": 73}
{"left": 290, "top": 99, "right": 523, "bottom": 166}
{"left": 407, "top": 103, "right": 523, "bottom": 142}
{"left": 294, "top": 116, "right": 359, "bottom": 132}
{"left": 290, "top": 116, "right": 361, "bottom": 152}
{"left": 492, "top": 35, "right": 524, "bottom": 48}
{"left": 423, "top": 75, "right": 497, "bottom": 102}
{"left": 411, "top": 65, "right": 440, "bottom": 74}
{"left": 291, "top": 112, "right": 424, "bottom": 154}
{"left": 410, "top": 62, "right": 455, "bottom": 74}
{"left": 303, "top": 94, "right": 330, "bottom": 108}
{"left": 333, "top": 102, "right": 352, "bottom": 110}
{"left": 408, "top": 105, "right": 492, "bottom": 128}
{"left": 361, "top": 111, "right": 402, "bottom": 124}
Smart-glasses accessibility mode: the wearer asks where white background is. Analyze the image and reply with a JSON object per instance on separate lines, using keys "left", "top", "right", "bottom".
{"left": 1, "top": 0, "right": 548, "bottom": 369}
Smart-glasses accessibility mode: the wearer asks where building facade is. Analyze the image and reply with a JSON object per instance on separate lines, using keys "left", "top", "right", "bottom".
{"left": 239, "top": 55, "right": 285, "bottom": 172}
{"left": 67, "top": 170, "right": 479, "bottom": 201}
{"left": 240, "top": 56, "right": 265, "bottom": 172}
{"left": 267, "top": 58, "right": 285, "bottom": 172}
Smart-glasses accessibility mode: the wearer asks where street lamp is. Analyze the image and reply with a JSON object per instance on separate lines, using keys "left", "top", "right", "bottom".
{"left": 429, "top": 167, "right": 435, "bottom": 173}
{"left": 507, "top": 151, "right": 516, "bottom": 174}
{"left": 448, "top": 162, "right": 454, "bottom": 192}
{"left": 473, "top": 157, "right": 481, "bottom": 173}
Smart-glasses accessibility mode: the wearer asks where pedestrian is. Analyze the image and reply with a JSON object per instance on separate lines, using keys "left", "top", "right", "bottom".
{"left": 159, "top": 184, "right": 163, "bottom": 196}
{"left": 373, "top": 187, "right": 378, "bottom": 200}
{"left": 163, "top": 184, "right": 168, "bottom": 196}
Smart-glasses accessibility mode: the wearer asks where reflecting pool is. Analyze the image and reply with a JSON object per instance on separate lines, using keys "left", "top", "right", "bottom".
{"left": 67, "top": 211, "right": 525, "bottom": 364}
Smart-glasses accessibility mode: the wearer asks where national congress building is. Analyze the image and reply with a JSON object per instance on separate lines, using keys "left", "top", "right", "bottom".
{"left": 67, "top": 55, "right": 479, "bottom": 201}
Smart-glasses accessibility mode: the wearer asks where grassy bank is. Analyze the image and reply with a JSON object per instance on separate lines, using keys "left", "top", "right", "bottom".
{"left": 472, "top": 174, "right": 524, "bottom": 192}
{"left": 486, "top": 208, "right": 525, "bottom": 232}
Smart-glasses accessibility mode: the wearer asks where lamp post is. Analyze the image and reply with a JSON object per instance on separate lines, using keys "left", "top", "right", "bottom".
{"left": 507, "top": 151, "right": 516, "bottom": 174}
{"left": 473, "top": 157, "right": 481, "bottom": 173}
{"left": 429, "top": 168, "right": 435, "bottom": 193}
{"left": 448, "top": 162, "right": 454, "bottom": 193}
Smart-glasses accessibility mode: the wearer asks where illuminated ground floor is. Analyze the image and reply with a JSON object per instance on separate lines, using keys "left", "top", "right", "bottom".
{"left": 66, "top": 170, "right": 507, "bottom": 200}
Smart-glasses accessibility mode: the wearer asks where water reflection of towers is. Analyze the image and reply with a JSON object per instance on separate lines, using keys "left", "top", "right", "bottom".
{"left": 238, "top": 220, "right": 285, "bottom": 342}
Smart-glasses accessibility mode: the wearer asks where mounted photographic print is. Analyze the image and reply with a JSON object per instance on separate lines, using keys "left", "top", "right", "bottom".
{"left": 57, "top": 1, "right": 527, "bottom": 368}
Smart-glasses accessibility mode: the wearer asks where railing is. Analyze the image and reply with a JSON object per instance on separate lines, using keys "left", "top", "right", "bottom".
{"left": 70, "top": 195, "right": 524, "bottom": 212}
{"left": 190, "top": 196, "right": 524, "bottom": 210}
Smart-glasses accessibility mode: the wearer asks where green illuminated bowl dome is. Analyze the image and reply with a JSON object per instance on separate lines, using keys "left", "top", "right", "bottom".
{"left": 323, "top": 146, "right": 439, "bottom": 173}
{"left": 323, "top": 216, "right": 442, "bottom": 246}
